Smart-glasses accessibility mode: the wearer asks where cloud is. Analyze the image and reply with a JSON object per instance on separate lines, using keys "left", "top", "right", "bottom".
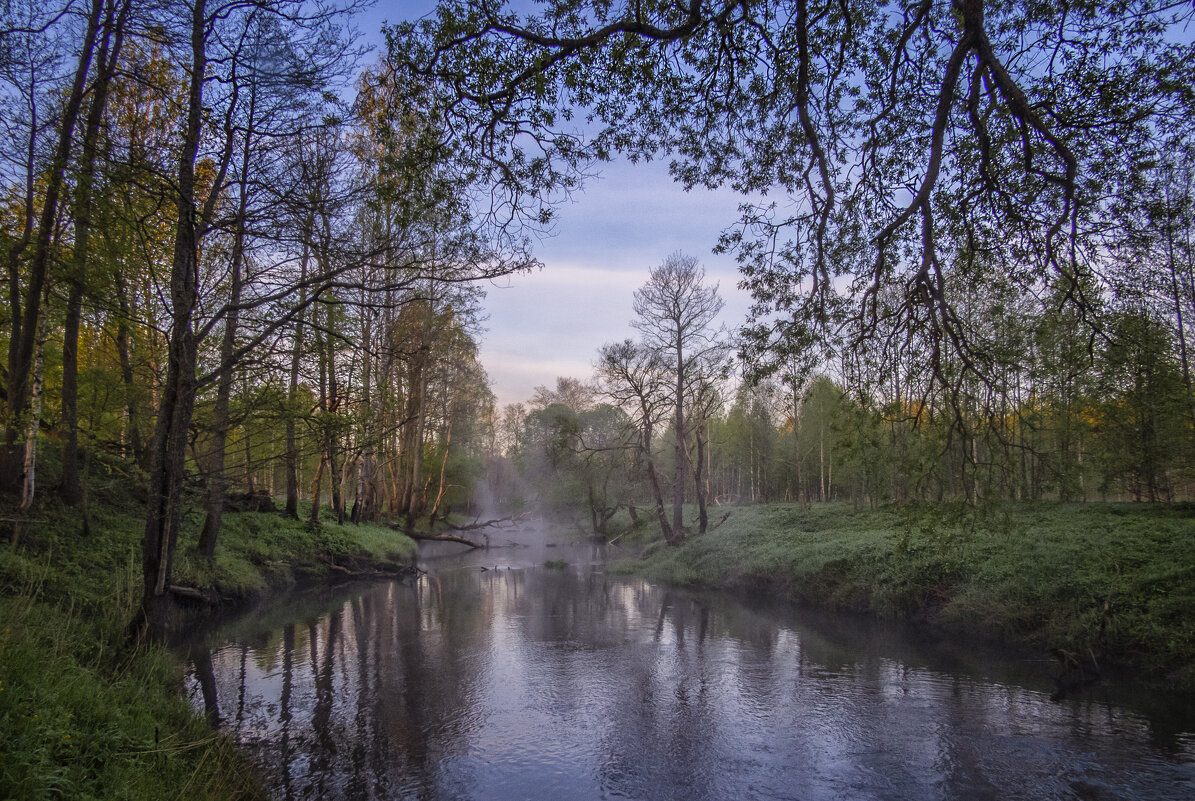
{"left": 481, "top": 350, "right": 599, "bottom": 407}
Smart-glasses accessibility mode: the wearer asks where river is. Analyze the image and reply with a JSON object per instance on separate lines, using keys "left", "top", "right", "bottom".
{"left": 183, "top": 522, "right": 1195, "bottom": 800}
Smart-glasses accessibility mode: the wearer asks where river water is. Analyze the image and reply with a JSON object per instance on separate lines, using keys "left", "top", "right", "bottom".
{"left": 183, "top": 523, "right": 1195, "bottom": 800}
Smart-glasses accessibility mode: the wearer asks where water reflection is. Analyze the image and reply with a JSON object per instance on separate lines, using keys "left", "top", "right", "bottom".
{"left": 186, "top": 566, "right": 1195, "bottom": 801}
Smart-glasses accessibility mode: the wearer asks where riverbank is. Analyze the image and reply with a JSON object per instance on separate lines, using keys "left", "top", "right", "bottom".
{"left": 610, "top": 502, "right": 1195, "bottom": 688}
{"left": 0, "top": 494, "right": 417, "bottom": 800}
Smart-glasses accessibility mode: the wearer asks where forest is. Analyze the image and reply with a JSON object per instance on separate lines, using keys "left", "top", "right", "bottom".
{"left": 1, "top": 0, "right": 1193, "bottom": 628}
{"left": 1, "top": 1, "right": 1194, "bottom": 797}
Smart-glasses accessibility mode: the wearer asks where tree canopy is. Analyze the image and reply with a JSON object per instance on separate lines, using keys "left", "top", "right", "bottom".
{"left": 389, "top": 0, "right": 1195, "bottom": 382}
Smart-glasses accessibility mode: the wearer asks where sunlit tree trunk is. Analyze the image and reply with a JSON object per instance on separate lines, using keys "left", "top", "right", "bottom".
{"left": 19, "top": 301, "right": 48, "bottom": 511}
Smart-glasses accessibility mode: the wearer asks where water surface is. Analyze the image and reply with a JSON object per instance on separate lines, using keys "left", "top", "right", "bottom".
{"left": 184, "top": 523, "right": 1195, "bottom": 800}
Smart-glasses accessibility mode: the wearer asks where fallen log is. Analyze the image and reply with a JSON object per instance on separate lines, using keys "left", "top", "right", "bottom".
{"left": 321, "top": 555, "right": 422, "bottom": 577}
{"left": 401, "top": 529, "right": 485, "bottom": 548}
{"left": 168, "top": 584, "right": 220, "bottom": 604}
{"left": 446, "top": 512, "right": 528, "bottom": 532}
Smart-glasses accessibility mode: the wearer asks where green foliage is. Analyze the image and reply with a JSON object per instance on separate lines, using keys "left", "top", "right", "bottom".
{"left": 1091, "top": 310, "right": 1189, "bottom": 500}
{"left": 518, "top": 401, "right": 636, "bottom": 534}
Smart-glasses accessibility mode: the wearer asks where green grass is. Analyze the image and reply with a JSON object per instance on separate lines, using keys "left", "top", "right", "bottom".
{"left": 0, "top": 488, "right": 417, "bottom": 801}
{"left": 613, "top": 501, "right": 1195, "bottom": 687}
{"left": 0, "top": 592, "right": 257, "bottom": 800}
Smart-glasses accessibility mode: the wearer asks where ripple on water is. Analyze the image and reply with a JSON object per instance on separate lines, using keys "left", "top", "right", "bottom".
{"left": 182, "top": 560, "right": 1195, "bottom": 801}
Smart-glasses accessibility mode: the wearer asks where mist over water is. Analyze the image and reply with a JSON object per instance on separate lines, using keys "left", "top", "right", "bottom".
{"left": 184, "top": 527, "right": 1195, "bottom": 801}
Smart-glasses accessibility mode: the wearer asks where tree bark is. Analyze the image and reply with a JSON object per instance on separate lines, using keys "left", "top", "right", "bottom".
{"left": 693, "top": 417, "right": 708, "bottom": 534}
{"left": 136, "top": 0, "right": 206, "bottom": 640}
{"left": 61, "top": 0, "right": 128, "bottom": 505}
{"left": 672, "top": 338, "right": 686, "bottom": 537}
{"left": 284, "top": 234, "right": 310, "bottom": 519}
{"left": 640, "top": 416, "right": 675, "bottom": 544}
{"left": 114, "top": 280, "right": 144, "bottom": 465}
{"left": 199, "top": 97, "right": 255, "bottom": 557}
{"left": 19, "top": 298, "right": 48, "bottom": 510}
{"left": 3, "top": 0, "right": 105, "bottom": 489}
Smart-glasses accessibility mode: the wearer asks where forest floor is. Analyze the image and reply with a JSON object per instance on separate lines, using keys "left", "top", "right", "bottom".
{"left": 609, "top": 501, "right": 1195, "bottom": 689}
{"left": 0, "top": 486, "right": 418, "bottom": 801}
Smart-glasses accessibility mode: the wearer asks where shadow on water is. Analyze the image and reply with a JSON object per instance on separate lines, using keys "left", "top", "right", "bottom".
{"left": 181, "top": 523, "right": 1195, "bottom": 801}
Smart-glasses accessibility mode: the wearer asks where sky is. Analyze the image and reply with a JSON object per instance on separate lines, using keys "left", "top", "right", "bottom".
{"left": 357, "top": 3, "right": 757, "bottom": 410}
{"left": 476, "top": 158, "right": 755, "bottom": 409}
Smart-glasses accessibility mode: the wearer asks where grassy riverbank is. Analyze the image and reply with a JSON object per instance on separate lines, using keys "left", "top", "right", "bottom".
{"left": 611, "top": 502, "right": 1195, "bottom": 687}
{"left": 0, "top": 494, "right": 417, "bottom": 800}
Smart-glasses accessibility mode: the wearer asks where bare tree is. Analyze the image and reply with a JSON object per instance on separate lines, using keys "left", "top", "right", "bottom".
{"left": 596, "top": 338, "right": 672, "bottom": 541}
{"left": 632, "top": 252, "right": 725, "bottom": 542}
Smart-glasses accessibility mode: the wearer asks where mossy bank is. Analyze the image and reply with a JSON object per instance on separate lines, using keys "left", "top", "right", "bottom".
{"left": 610, "top": 502, "right": 1195, "bottom": 688}
{"left": 0, "top": 497, "right": 417, "bottom": 801}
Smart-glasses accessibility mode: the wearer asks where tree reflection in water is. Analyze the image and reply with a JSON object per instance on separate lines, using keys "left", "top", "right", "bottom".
{"left": 184, "top": 568, "right": 1195, "bottom": 801}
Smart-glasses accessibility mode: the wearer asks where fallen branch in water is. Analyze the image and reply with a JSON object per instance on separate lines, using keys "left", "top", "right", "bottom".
{"left": 401, "top": 529, "right": 486, "bottom": 548}
{"left": 321, "top": 554, "right": 422, "bottom": 576}
{"left": 446, "top": 513, "right": 528, "bottom": 532}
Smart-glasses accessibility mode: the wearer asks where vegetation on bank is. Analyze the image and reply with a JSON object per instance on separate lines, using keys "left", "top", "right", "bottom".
{"left": 610, "top": 502, "right": 1195, "bottom": 688}
{"left": 0, "top": 492, "right": 417, "bottom": 801}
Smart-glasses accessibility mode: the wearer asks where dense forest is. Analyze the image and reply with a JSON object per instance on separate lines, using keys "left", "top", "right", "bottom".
{"left": 2, "top": 0, "right": 1193, "bottom": 632}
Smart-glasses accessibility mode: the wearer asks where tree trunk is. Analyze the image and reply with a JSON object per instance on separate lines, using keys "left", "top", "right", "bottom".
{"left": 136, "top": 0, "right": 206, "bottom": 641}
{"left": 400, "top": 356, "right": 428, "bottom": 528}
{"left": 61, "top": 0, "right": 128, "bottom": 505}
{"left": 3, "top": 0, "right": 105, "bottom": 489}
{"left": 639, "top": 417, "right": 674, "bottom": 544}
{"left": 114, "top": 281, "right": 144, "bottom": 465}
{"left": 310, "top": 298, "right": 329, "bottom": 525}
{"left": 19, "top": 301, "right": 48, "bottom": 510}
{"left": 1164, "top": 182, "right": 1195, "bottom": 429}
{"left": 427, "top": 399, "right": 456, "bottom": 523}
{"left": 672, "top": 342, "right": 686, "bottom": 538}
{"left": 284, "top": 234, "right": 310, "bottom": 519}
{"left": 324, "top": 296, "right": 344, "bottom": 525}
{"left": 819, "top": 418, "right": 826, "bottom": 502}
{"left": 310, "top": 455, "right": 325, "bottom": 525}
{"left": 351, "top": 302, "right": 375, "bottom": 523}
{"left": 694, "top": 417, "right": 708, "bottom": 534}
{"left": 791, "top": 383, "right": 805, "bottom": 507}
{"left": 199, "top": 107, "right": 255, "bottom": 557}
